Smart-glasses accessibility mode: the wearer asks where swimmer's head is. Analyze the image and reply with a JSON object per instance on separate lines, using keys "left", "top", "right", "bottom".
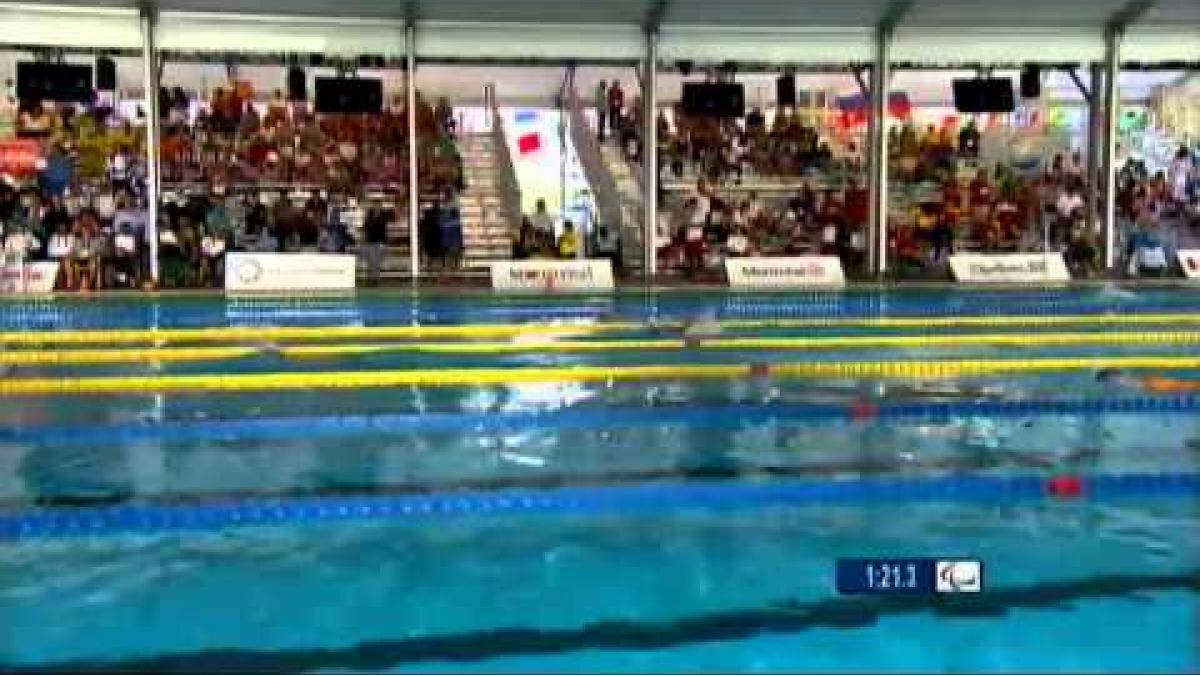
{"left": 1095, "top": 368, "right": 1121, "bottom": 383}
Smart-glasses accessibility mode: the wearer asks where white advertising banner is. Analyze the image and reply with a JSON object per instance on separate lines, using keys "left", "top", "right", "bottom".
{"left": 225, "top": 253, "right": 356, "bottom": 293}
{"left": 0, "top": 259, "right": 59, "bottom": 294}
{"left": 725, "top": 257, "right": 846, "bottom": 288}
{"left": 1179, "top": 250, "right": 1200, "bottom": 280}
{"left": 949, "top": 253, "right": 1071, "bottom": 284}
{"left": 490, "top": 260, "right": 615, "bottom": 291}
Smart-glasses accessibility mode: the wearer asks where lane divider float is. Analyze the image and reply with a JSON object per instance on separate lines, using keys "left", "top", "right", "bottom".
{"left": 0, "top": 473, "right": 1195, "bottom": 541}
{"left": 7, "top": 331, "right": 1200, "bottom": 366}
{"left": 7, "top": 313, "right": 1200, "bottom": 346}
{"left": 3, "top": 355, "right": 1200, "bottom": 395}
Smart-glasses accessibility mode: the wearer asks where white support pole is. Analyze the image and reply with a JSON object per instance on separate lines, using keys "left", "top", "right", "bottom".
{"left": 643, "top": 30, "right": 659, "bottom": 281}
{"left": 140, "top": 6, "right": 161, "bottom": 284}
{"left": 406, "top": 23, "right": 420, "bottom": 281}
{"left": 1102, "top": 25, "right": 1122, "bottom": 272}
{"left": 867, "top": 25, "right": 892, "bottom": 278}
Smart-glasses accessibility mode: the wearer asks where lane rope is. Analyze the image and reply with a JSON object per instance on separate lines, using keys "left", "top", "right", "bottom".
{"left": 7, "top": 313, "right": 1200, "bottom": 345}
{"left": 8, "top": 331, "right": 1200, "bottom": 365}
{"left": 3, "top": 355, "right": 1200, "bottom": 395}
{"left": 1, "top": 473, "right": 1195, "bottom": 541}
{"left": 5, "top": 395, "right": 1197, "bottom": 446}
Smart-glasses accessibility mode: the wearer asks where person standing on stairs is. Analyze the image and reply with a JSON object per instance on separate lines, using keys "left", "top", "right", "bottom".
{"left": 438, "top": 188, "right": 464, "bottom": 275}
{"left": 596, "top": 80, "right": 608, "bottom": 142}
{"left": 608, "top": 81, "right": 625, "bottom": 140}
{"left": 362, "top": 197, "right": 389, "bottom": 286}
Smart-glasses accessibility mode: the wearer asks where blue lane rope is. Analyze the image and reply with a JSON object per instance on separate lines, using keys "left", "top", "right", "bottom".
{"left": 5, "top": 396, "right": 1198, "bottom": 447}
{"left": 3, "top": 295, "right": 1200, "bottom": 332}
{"left": 0, "top": 473, "right": 1196, "bottom": 541}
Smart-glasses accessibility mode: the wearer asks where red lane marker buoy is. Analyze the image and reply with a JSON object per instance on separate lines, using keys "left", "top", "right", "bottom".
{"left": 749, "top": 363, "right": 773, "bottom": 379}
{"left": 849, "top": 400, "right": 879, "bottom": 422}
{"left": 1047, "top": 475, "right": 1084, "bottom": 499}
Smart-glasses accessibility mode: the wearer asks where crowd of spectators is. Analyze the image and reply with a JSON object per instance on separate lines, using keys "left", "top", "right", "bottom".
{"left": 644, "top": 112, "right": 1197, "bottom": 280}
{"left": 657, "top": 104, "right": 850, "bottom": 187}
{"left": 1, "top": 80, "right": 473, "bottom": 290}
{"left": 157, "top": 85, "right": 462, "bottom": 194}
{"left": 656, "top": 177, "right": 870, "bottom": 278}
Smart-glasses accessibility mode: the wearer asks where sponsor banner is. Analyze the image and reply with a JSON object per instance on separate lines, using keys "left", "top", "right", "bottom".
{"left": 1179, "top": 250, "right": 1200, "bottom": 280}
{"left": 0, "top": 139, "right": 42, "bottom": 177}
{"left": 725, "top": 256, "right": 846, "bottom": 288}
{"left": 949, "top": 253, "right": 1071, "bottom": 283}
{"left": 225, "top": 253, "right": 356, "bottom": 293}
{"left": 490, "top": 260, "right": 614, "bottom": 291}
{"left": 0, "top": 259, "right": 59, "bottom": 294}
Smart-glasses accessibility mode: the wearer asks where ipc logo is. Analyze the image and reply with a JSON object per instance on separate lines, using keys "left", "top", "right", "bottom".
{"left": 936, "top": 560, "right": 983, "bottom": 593}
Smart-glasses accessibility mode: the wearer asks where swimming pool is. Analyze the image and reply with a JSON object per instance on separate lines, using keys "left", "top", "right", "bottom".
{"left": 1, "top": 287, "right": 1198, "bottom": 672}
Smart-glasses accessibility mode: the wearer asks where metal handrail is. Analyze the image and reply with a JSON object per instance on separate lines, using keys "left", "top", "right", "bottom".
{"left": 488, "top": 86, "right": 524, "bottom": 234}
{"left": 565, "top": 85, "right": 629, "bottom": 245}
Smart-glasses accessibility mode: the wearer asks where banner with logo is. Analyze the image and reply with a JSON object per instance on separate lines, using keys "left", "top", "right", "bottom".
{"left": 225, "top": 253, "right": 356, "bottom": 293}
{"left": 725, "top": 257, "right": 847, "bottom": 288}
{"left": 1179, "top": 250, "right": 1200, "bottom": 280}
{"left": 949, "top": 253, "right": 1071, "bottom": 283}
{"left": 0, "top": 258, "right": 59, "bottom": 294}
{"left": 490, "top": 260, "right": 614, "bottom": 291}
{"left": 0, "top": 139, "right": 42, "bottom": 178}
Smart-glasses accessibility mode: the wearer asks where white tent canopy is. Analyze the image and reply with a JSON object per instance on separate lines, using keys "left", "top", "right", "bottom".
{"left": 0, "top": 0, "right": 1195, "bottom": 62}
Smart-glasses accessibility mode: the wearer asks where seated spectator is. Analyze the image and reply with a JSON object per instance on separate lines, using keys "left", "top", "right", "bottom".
{"left": 111, "top": 219, "right": 140, "bottom": 289}
{"left": 46, "top": 220, "right": 77, "bottom": 289}
{"left": 1126, "top": 217, "right": 1168, "bottom": 278}
{"left": 557, "top": 220, "right": 579, "bottom": 259}
{"left": 1065, "top": 219, "right": 1100, "bottom": 278}
{"left": 530, "top": 199, "right": 555, "bottom": 241}
{"left": 513, "top": 216, "right": 536, "bottom": 260}
{"left": 1054, "top": 178, "right": 1086, "bottom": 243}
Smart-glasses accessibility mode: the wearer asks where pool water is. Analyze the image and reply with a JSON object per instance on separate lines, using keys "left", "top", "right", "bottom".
{"left": 0, "top": 288, "right": 1198, "bottom": 672}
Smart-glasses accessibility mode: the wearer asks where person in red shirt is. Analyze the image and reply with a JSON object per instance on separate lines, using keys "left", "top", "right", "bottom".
{"left": 844, "top": 179, "right": 869, "bottom": 227}
{"left": 608, "top": 81, "right": 626, "bottom": 133}
{"left": 968, "top": 169, "right": 994, "bottom": 234}
{"left": 891, "top": 224, "right": 924, "bottom": 271}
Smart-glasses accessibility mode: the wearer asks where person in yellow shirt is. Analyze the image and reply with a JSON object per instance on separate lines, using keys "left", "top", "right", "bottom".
{"left": 557, "top": 221, "right": 579, "bottom": 259}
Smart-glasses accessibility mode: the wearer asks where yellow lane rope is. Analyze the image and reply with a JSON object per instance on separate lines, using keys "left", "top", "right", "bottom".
{"left": 3, "top": 356, "right": 1199, "bottom": 396}
{"left": 7, "top": 331, "right": 1200, "bottom": 365}
{"left": 6, "top": 313, "right": 1200, "bottom": 346}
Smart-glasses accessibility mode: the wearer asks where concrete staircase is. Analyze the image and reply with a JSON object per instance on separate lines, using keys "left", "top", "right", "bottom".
{"left": 458, "top": 132, "right": 515, "bottom": 270}
{"left": 343, "top": 132, "right": 517, "bottom": 280}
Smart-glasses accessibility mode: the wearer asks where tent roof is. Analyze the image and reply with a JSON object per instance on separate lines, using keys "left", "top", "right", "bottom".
{"left": 9, "top": 0, "right": 1199, "bottom": 28}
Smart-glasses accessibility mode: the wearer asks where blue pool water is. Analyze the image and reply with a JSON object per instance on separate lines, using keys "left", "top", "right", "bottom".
{"left": 0, "top": 287, "right": 1198, "bottom": 672}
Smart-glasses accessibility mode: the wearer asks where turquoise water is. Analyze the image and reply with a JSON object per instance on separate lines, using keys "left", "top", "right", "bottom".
{"left": 0, "top": 288, "right": 1198, "bottom": 672}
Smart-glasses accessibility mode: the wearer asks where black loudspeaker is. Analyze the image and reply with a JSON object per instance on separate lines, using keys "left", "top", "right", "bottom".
{"left": 776, "top": 75, "right": 796, "bottom": 107}
{"left": 96, "top": 56, "right": 116, "bottom": 91}
{"left": 314, "top": 77, "right": 382, "bottom": 114}
{"left": 1020, "top": 66, "right": 1041, "bottom": 99}
{"left": 952, "top": 78, "right": 1015, "bottom": 114}
{"left": 287, "top": 66, "right": 307, "bottom": 102}
{"left": 17, "top": 62, "right": 94, "bottom": 103}
{"left": 681, "top": 82, "right": 745, "bottom": 119}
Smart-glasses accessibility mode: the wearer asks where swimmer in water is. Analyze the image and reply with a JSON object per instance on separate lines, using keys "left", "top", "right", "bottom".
{"left": 253, "top": 341, "right": 285, "bottom": 358}
{"left": 679, "top": 310, "right": 723, "bottom": 347}
{"left": 1096, "top": 368, "right": 1200, "bottom": 394}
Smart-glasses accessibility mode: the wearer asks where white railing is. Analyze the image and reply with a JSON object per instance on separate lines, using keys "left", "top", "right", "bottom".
{"left": 565, "top": 85, "right": 630, "bottom": 252}
{"left": 488, "top": 87, "right": 524, "bottom": 231}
